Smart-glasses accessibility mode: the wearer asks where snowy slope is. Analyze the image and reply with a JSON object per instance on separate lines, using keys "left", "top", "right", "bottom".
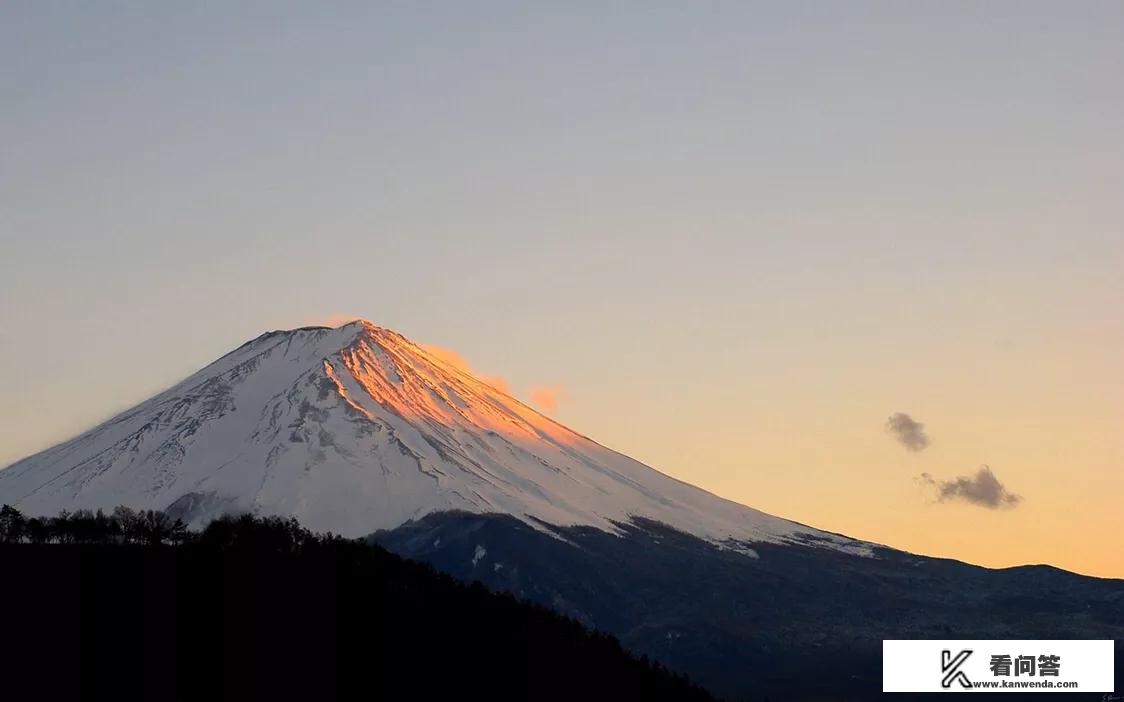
{"left": 0, "top": 320, "right": 871, "bottom": 555}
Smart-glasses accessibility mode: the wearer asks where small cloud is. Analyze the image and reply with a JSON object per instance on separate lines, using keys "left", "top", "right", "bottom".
{"left": 419, "top": 343, "right": 569, "bottom": 408}
{"left": 420, "top": 343, "right": 511, "bottom": 395}
{"left": 482, "top": 375, "right": 512, "bottom": 395}
{"left": 918, "top": 465, "right": 1022, "bottom": 510}
{"left": 419, "top": 343, "right": 471, "bottom": 372}
{"left": 529, "top": 385, "right": 566, "bottom": 414}
{"left": 886, "top": 412, "right": 931, "bottom": 451}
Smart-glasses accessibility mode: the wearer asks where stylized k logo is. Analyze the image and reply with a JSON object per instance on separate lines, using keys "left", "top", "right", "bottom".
{"left": 941, "top": 649, "right": 973, "bottom": 688}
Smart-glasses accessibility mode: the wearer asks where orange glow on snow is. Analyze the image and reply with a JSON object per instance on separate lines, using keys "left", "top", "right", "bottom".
{"left": 326, "top": 331, "right": 583, "bottom": 450}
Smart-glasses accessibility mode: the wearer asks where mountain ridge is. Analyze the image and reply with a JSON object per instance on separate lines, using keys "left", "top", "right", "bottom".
{"left": 0, "top": 319, "right": 871, "bottom": 556}
{"left": 375, "top": 510, "right": 1124, "bottom": 701}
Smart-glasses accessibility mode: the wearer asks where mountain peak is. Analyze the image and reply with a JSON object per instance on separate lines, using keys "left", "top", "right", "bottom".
{"left": 337, "top": 318, "right": 379, "bottom": 331}
{"left": 0, "top": 323, "right": 872, "bottom": 558}
{"left": 265, "top": 318, "right": 381, "bottom": 335}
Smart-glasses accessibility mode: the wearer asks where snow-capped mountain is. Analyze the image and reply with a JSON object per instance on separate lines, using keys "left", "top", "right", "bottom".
{"left": 5, "top": 320, "right": 1123, "bottom": 701}
{"left": 0, "top": 320, "right": 867, "bottom": 555}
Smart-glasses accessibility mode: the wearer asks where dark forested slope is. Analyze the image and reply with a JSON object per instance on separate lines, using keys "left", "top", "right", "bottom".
{"left": 0, "top": 507, "right": 711, "bottom": 701}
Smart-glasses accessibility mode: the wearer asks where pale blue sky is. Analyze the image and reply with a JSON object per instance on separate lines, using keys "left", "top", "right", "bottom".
{"left": 2, "top": 2, "right": 1122, "bottom": 573}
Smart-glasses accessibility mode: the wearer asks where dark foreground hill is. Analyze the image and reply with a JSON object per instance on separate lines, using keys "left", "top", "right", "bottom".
{"left": 0, "top": 508, "right": 711, "bottom": 701}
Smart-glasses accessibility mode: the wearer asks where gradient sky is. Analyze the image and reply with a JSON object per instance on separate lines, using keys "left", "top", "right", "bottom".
{"left": 2, "top": 2, "right": 1121, "bottom": 576}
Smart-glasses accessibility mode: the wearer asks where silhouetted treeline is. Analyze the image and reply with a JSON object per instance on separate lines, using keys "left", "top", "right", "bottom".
{"left": 0, "top": 505, "right": 713, "bottom": 701}
{"left": 0, "top": 504, "right": 188, "bottom": 545}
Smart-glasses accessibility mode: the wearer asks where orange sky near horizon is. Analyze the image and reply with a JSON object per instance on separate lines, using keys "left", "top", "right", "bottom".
{"left": 555, "top": 341, "right": 1122, "bottom": 579}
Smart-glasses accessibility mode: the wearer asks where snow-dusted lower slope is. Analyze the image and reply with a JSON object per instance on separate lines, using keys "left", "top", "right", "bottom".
{"left": 0, "top": 320, "right": 871, "bottom": 555}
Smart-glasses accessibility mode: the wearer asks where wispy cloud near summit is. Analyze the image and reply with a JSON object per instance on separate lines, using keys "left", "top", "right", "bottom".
{"left": 529, "top": 385, "right": 566, "bottom": 414}
{"left": 420, "top": 343, "right": 512, "bottom": 395}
